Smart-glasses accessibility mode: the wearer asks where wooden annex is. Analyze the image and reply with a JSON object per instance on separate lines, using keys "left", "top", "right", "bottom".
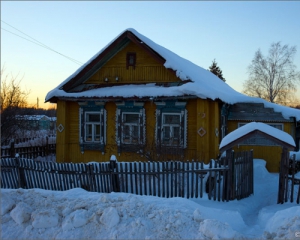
{"left": 224, "top": 103, "right": 298, "bottom": 172}
{"left": 46, "top": 29, "right": 300, "bottom": 172}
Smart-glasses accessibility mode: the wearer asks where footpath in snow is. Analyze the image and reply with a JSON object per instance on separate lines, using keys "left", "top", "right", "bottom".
{"left": 1, "top": 160, "right": 300, "bottom": 239}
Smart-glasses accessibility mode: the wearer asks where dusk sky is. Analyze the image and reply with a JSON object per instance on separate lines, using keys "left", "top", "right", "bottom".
{"left": 1, "top": 1, "right": 300, "bottom": 109}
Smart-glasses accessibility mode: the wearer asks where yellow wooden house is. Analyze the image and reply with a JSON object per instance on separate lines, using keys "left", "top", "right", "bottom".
{"left": 46, "top": 29, "right": 300, "bottom": 172}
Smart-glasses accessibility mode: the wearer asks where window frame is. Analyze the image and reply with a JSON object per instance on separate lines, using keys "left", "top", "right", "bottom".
{"left": 84, "top": 111, "right": 102, "bottom": 143}
{"left": 121, "top": 112, "right": 141, "bottom": 144}
{"left": 155, "top": 101, "right": 187, "bottom": 152}
{"left": 161, "top": 112, "right": 182, "bottom": 146}
{"left": 126, "top": 52, "right": 136, "bottom": 69}
{"left": 115, "top": 102, "right": 146, "bottom": 154}
{"left": 79, "top": 102, "right": 106, "bottom": 153}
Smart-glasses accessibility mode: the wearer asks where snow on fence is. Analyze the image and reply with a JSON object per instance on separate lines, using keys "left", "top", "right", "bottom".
{"left": 1, "top": 137, "right": 56, "bottom": 159}
{"left": 0, "top": 151, "right": 254, "bottom": 202}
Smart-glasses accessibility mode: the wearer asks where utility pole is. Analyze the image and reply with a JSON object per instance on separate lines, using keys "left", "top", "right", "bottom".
{"left": 37, "top": 97, "right": 39, "bottom": 109}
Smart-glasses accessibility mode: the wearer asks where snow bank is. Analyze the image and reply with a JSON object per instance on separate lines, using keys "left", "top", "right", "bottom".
{"left": 1, "top": 160, "right": 300, "bottom": 239}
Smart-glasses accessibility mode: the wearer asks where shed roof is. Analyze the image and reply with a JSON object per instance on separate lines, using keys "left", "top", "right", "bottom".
{"left": 219, "top": 122, "right": 296, "bottom": 153}
{"left": 228, "top": 103, "right": 293, "bottom": 122}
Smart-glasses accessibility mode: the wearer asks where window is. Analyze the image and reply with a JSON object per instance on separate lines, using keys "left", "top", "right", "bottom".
{"left": 85, "top": 112, "right": 101, "bottom": 142}
{"left": 116, "top": 102, "right": 145, "bottom": 153}
{"left": 126, "top": 52, "right": 136, "bottom": 69}
{"left": 162, "top": 113, "right": 181, "bottom": 145}
{"left": 122, "top": 113, "right": 140, "bottom": 144}
{"left": 79, "top": 102, "right": 106, "bottom": 152}
{"left": 155, "top": 101, "right": 187, "bottom": 151}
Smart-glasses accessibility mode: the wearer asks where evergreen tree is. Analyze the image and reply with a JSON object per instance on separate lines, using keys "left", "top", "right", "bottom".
{"left": 209, "top": 59, "right": 226, "bottom": 82}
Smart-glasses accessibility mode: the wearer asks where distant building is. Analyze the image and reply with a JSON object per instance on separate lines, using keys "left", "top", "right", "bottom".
{"left": 16, "top": 115, "right": 55, "bottom": 131}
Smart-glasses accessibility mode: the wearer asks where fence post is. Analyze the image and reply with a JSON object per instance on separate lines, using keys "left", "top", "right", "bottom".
{"left": 250, "top": 149, "right": 254, "bottom": 196}
{"left": 15, "top": 156, "right": 26, "bottom": 188}
{"left": 110, "top": 155, "right": 120, "bottom": 192}
{"left": 226, "top": 149, "right": 235, "bottom": 201}
{"left": 10, "top": 140, "right": 15, "bottom": 158}
{"left": 46, "top": 136, "right": 49, "bottom": 156}
{"left": 277, "top": 147, "right": 289, "bottom": 204}
{"left": 290, "top": 154, "right": 296, "bottom": 203}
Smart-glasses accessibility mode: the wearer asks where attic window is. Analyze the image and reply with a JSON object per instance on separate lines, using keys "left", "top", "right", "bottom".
{"left": 126, "top": 52, "right": 136, "bottom": 69}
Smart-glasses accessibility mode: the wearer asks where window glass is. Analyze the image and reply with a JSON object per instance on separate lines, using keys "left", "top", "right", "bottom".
{"left": 86, "top": 124, "right": 93, "bottom": 141}
{"left": 173, "top": 126, "right": 180, "bottom": 139}
{"left": 94, "top": 124, "right": 101, "bottom": 141}
{"left": 87, "top": 113, "right": 100, "bottom": 122}
{"left": 129, "top": 55, "right": 135, "bottom": 65}
{"left": 124, "top": 125, "right": 130, "bottom": 141}
{"left": 164, "top": 115, "right": 180, "bottom": 124}
{"left": 124, "top": 113, "right": 139, "bottom": 123}
{"left": 126, "top": 53, "right": 136, "bottom": 68}
{"left": 163, "top": 126, "right": 170, "bottom": 140}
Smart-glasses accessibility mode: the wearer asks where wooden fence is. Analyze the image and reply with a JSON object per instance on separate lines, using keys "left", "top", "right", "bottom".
{"left": 0, "top": 150, "right": 253, "bottom": 201}
{"left": 1, "top": 139, "right": 56, "bottom": 159}
{"left": 278, "top": 150, "right": 300, "bottom": 204}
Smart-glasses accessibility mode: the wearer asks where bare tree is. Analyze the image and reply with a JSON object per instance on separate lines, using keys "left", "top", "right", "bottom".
{"left": 243, "top": 42, "right": 300, "bottom": 104}
{"left": 1, "top": 66, "right": 32, "bottom": 145}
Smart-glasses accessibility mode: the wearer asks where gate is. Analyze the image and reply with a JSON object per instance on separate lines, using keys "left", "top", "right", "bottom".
{"left": 278, "top": 149, "right": 300, "bottom": 204}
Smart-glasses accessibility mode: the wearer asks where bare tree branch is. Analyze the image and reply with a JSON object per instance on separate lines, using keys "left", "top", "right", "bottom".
{"left": 1, "top": 66, "right": 32, "bottom": 145}
{"left": 243, "top": 42, "right": 300, "bottom": 104}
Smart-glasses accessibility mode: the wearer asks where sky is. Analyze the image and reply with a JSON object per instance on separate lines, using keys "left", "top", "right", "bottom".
{"left": 1, "top": 1, "right": 300, "bottom": 109}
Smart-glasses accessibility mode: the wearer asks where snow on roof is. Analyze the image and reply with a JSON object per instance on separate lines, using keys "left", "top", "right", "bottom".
{"left": 290, "top": 150, "right": 300, "bottom": 161}
{"left": 219, "top": 122, "right": 296, "bottom": 151}
{"left": 16, "top": 115, "right": 50, "bottom": 121}
{"left": 45, "top": 28, "right": 300, "bottom": 121}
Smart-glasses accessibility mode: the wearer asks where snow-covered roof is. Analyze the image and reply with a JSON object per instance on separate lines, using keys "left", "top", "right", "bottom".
{"left": 289, "top": 150, "right": 300, "bottom": 161}
{"left": 16, "top": 115, "right": 50, "bottom": 121}
{"left": 45, "top": 28, "right": 300, "bottom": 121}
{"left": 219, "top": 122, "right": 296, "bottom": 152}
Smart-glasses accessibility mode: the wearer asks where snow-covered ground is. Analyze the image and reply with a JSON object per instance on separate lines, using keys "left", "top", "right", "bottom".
{"left": 1, "top": 160, "right": 300, "bottom": 239}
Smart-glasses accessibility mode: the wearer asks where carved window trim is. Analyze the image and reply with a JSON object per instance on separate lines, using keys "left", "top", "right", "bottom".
{"left": 155, "top": 101, "right": 187, "bottom": 152}
{"left": 78, "top": 102, "right": 106, "bottom": 153}
{"left": 116, "top": 102, "right": 145, "bottom": 154}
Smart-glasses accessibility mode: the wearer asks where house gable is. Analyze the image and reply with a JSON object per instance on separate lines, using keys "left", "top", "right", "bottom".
{"left": 61, "top": 30, "right": 182, "bottom": 93}
{"left": 85, "top": 41, "right": 181, "bottom": 86}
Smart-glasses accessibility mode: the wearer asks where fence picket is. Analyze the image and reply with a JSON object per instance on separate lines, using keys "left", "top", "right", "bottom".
{"left": 148, "top": 162, "right": 152, "bottom": 196}
{"left": 200, "top": 162, "right": 203, "bottom": 198}
{"left": 186, "top": 161, "right": 190, "bottom": 199}
{"left": 153, "top": 162, "right": 156, "bottom": 197}
{"left": 156, "top": 162, "right": 160, "bottom": 197}
{"left": 166, "top": 162, "right": 170, "bottom": 198}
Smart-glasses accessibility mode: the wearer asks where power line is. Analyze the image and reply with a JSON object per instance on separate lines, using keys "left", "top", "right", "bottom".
{"left": 1, "top": 20, "right": 83, "bottom": 65}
